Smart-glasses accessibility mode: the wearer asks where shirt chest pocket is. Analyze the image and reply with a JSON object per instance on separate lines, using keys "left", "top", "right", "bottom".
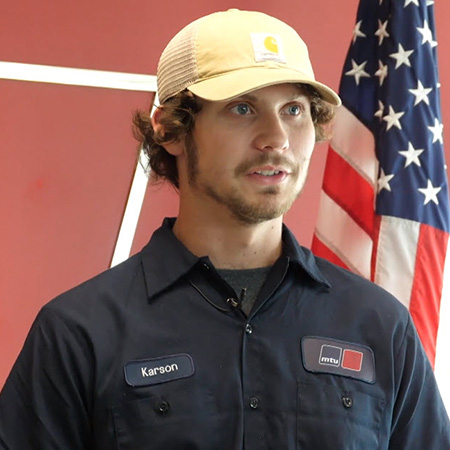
{"left": 111, "top": 388, "right": 236, "bottom": 450}
{"left": 296, "top": 381, "right": 386, "bottom": 450}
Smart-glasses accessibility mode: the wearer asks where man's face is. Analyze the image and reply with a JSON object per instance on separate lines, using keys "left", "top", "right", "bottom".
{"left": 180, "top": 83, "right": 316, "bottom": 225}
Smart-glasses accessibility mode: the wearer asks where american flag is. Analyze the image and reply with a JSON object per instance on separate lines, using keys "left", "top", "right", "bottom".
{"left": 312, "top": 0, "right": 450, "bottom": 370}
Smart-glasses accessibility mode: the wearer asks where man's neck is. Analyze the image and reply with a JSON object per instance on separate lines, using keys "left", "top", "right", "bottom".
{"left": 172, "top": 213, "right": 284, "bottom": 270}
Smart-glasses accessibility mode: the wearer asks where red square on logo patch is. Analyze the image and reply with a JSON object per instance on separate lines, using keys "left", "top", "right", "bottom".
{"left": 342, "top": 349, "right": 363, "bottom": 372}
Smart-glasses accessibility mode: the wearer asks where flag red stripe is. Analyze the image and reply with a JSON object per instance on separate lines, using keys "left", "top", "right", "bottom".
{"left": 311, "top": 235, "right": 350, "bottom": 271}
{"left": 370, "top": 215, "right": 382, "bottom": 282}
{"left": 322, "top": 147, "right": 375, "bottom": 237}
{"left": 409, "top": 224, "right": 449, "bottom": 368}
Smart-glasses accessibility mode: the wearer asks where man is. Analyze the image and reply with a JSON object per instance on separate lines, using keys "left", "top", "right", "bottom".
{"left": 1, "top": 9, "right": 449, "bottom": 449}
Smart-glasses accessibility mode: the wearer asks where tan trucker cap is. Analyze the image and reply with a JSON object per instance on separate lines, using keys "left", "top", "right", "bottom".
{"left": 157, "top": 9, "right": 341, "bottom": 106}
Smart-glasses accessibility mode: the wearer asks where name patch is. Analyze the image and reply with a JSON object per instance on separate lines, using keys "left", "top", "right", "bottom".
{"left": 301, "top": 337, "right": 375, "bottom": 384}
{"left": 124, "top": 353, "right": 195, "bottom": 387}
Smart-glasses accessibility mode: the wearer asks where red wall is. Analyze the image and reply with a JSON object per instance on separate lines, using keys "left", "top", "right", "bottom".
{"left": 1, "top": 0, "right": 449, "bottom": 386}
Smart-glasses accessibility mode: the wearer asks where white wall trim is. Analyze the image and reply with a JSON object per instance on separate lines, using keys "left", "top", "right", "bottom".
{"left": 0, "top": 61, "right": 157, "bottom": 92}
{"left": 0, "top": 60, "right": 157, "bottom": 265}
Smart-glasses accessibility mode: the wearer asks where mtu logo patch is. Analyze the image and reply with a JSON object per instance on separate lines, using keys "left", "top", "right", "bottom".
{"left": 302, "top": 337, "right": 375, "bottom": 384}
{"left": 319, "top": 344, "right": 342, "bottom": 367}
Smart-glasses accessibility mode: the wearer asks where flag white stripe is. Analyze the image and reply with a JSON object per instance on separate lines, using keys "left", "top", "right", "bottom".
{"left": 315, "top": 191, "right": 373, "bottom": 278}
{"left": 331, "top": 106, "right": 378, "bottom": 186}
{"left": 374, "top": 216, "right": 419, "bottom": 308}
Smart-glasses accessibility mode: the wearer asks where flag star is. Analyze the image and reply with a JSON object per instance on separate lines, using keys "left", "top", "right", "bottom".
{"left": 418, "top": 179, "right": 442, "bottom": 205}
{"left": 417, "top": 21, "right": 438, "bottom": 47}
{"left": 404, "top": 0, "right": 419, "bottom": 6}
{"left": 353, "top": 20, "right": 367, "bottom": 43}
{"left": 377, "top": 169, "right": 395, "bottom": 193}
{"left": 383, "top": 106, "right": 405, "bottom": 130}
{"left": 389, "top": 44, "right": 414, "bottom": 69}
{"left": 409, "top": 80, "right": 432, "bottom": 106}
{"left": 426, "top": 0, "right": 434, "bottom": 5}
{"left": 375, "top": 20, "right": 390, "bottom": 45}
{"left": 345, "top": 59, "right": 371, "bottom": 85}
{"left": 428, "top": 118, "right": 444, "bottom": 144}
{"left": 375, "top": 60, "right": 388, "bottom": 86}
{"left": 374, "top": 100, "right": 384, "bottom": 121}
{"left": 398, "top": 142, "right": 424, "bottom": 167}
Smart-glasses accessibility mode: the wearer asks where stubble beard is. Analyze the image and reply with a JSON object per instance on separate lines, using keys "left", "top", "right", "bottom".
{"left": 186, "top": 138, "right": 307, "bottom": 225}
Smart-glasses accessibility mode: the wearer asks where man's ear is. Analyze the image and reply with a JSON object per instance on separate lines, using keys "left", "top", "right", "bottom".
{"left": 151, "top": 107, "right": 185, "bottom": 156}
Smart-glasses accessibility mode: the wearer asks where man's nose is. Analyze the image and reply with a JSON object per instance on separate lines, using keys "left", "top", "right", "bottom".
{"left": 253, "top": 113, "right": 289, "bottom": 152}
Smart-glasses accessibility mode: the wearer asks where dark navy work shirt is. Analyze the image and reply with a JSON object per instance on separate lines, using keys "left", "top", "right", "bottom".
{"left": 1, "top": 218, "right": 449, "bottom": 449}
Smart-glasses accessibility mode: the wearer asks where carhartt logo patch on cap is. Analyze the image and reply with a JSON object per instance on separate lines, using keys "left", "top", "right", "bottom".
{"left": 251, "top": 33, "right": 286, "bottom": 64}
{"left": 302, "top": 337, "right": 375, "bottom": 384}
{"left": 124, "top": 353, "right": 195, "bottom": 387}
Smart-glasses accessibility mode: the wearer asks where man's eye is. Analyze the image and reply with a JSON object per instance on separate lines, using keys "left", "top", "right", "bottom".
{"left": 284, "top": 104, "right": 302, "bottom": 115}
{"left": 231, "top": 104, "right": 251, "bottom": 115}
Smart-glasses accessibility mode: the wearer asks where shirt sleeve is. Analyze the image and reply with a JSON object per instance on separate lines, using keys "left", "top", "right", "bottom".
{"left": 389, "top": 315, "right": 450, "bottom": 448}
{"left": 0, "top": 305, "right": 94, "bottom": 449}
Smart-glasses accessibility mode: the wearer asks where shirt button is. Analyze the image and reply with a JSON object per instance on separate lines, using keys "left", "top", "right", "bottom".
{"left": 156, "top": 400, "right": 170, "bottom": 415}
{"left": 249, "top": 396, "right": 259, "bottom": 409}
{"left": 227, "top": 298, "right": 239, "bottom": 308}
{"left": 342, "top": 396, "right": 353, "bottom": 408}
{"left": 245, "top": 324, "right": 253, "bottom": 334}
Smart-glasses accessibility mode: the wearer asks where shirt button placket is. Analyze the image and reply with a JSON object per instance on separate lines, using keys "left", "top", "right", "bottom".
{"left": 243, "top": 321, "right": 264, "bottom": 449}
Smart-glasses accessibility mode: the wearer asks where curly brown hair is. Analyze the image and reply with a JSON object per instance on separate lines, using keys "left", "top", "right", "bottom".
{"left": 133, "top": 84, "right": 335, "bottom": 189}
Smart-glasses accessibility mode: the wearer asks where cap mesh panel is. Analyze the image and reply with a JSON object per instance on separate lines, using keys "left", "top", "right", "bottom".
{"left": 157, "top": 21, "right": 199, "bottom": 103}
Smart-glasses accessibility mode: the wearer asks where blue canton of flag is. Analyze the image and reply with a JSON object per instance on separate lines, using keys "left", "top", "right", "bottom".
{"left": 340, "top": 0, "right": 450, "bottom": 232}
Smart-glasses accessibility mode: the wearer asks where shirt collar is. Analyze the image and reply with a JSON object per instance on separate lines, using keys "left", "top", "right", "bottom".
{"left": 141, "top": 218, "right": 205, "bottom": 300}
{"left": 281, "top": 225, "right": 331, "bottom": 289}
{"left": 141, "top": 218, "right": 330, "bottom": 300}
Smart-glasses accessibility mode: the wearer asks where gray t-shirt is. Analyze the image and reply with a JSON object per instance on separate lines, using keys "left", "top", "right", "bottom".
{"left": 217, "top": 266, "right": 272, "bottom": 316}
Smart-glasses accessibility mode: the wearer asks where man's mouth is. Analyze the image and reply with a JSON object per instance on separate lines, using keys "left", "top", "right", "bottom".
{"left": 253, "top": 170, "right": 282, "bottom": 176}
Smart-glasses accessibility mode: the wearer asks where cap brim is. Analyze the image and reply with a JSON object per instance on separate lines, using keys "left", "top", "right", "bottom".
{"left": 187, "top": 67, "right": 341, "bottom": 106}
